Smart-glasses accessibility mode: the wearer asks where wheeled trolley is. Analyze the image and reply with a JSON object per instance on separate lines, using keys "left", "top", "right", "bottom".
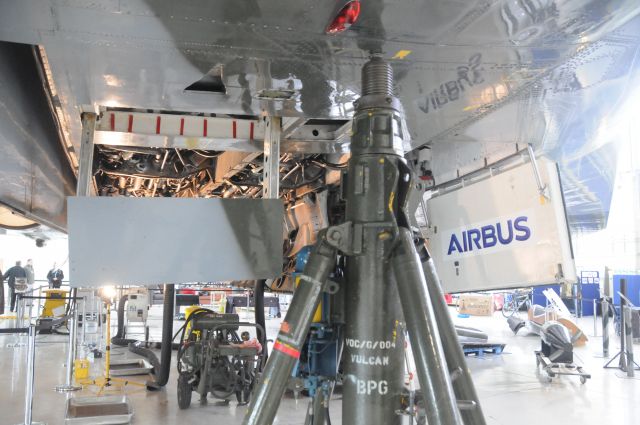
{"left": 535, "top": 351, "right": 591, "bottom": 384}
{"left": 176, "top": 308, "right": 264, "bottom": 409}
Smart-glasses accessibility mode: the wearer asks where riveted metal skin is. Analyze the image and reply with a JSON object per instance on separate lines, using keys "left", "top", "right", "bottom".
{"left": 1, "top": 2, "right": 638, "bottom": 232}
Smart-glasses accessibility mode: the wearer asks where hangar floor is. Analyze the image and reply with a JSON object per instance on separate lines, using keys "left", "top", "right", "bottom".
{"left": 1, "top": 306, "right": 638, "bottom": 425}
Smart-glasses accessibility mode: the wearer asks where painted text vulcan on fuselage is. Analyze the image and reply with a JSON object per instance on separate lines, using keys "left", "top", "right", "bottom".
{"left": 447, "top": 216, "right": 531, "bottom": 255}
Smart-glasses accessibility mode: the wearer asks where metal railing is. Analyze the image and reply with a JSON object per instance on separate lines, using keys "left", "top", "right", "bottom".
{"left": 0, "top": 324, "right": 46, "bottom": 425}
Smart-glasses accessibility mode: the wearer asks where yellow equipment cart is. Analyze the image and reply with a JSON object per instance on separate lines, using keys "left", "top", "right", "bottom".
{"left": 42, "top": 289, "right": 68, "bottom": 318}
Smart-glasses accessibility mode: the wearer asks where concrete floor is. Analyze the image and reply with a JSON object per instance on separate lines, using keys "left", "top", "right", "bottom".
{"left": 1, "top": 306, "right": 639, "bottom": 425}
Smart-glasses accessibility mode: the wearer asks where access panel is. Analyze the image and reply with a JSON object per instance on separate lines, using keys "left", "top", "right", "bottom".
{"left": 426, "top": 158, "right": 576, "bottom": 293}
{"left": 68, "top": 197, "right": 283, "bottom": 287}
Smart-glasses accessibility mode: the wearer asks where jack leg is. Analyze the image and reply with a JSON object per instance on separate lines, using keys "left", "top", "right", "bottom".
{"left": 243, "top": 235, "right": 336, "bottom": 425}
{"left": 392, "top": 228, "right": 462, "bottom": 425}
{"left": 417, "top": 239, "right": 487, "bottom": 425}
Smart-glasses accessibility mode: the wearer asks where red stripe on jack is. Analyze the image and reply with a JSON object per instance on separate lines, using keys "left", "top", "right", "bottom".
{"left": 250, "top": 122, "right": 254, "bottom": 140}
{"left": 110, "top": 113, "right": 115, "bottom": 131}
{"left": 232, "top": 120, "right": 237, "bottom": 138}
{"left": 273, "top": 341, "right": 300, "bottom": 359}
{"left": 203, "top": 119, "right": 208, "bottom": 137}
{"left": 180, "top": 118, "right": 185, "bottom": 136}
{"left": 127, "top": 115, "right": 133, "bottom": 133}
{"left": 156, "top": 116, "right": 161, "bottom": 134}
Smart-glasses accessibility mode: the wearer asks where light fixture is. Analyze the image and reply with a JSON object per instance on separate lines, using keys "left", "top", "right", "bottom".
{"left": 326, "top": 1, "right": 361, "bottom": 34}
{"left": 100, "top": 285, "right": 117, "bottom": 301}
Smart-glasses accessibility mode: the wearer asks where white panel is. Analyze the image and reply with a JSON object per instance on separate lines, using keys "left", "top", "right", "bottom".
{"left": 68, "top": 197, "right": 283, "bottom": 287}
{"left": 426, "top": 158, "right": 576, "bottom": 293}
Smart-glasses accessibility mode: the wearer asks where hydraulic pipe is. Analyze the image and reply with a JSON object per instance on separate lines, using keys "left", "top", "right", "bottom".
{"left": 243, "top": 237, "right": 336, "bottom": 425}
{"left": 392, "top": 228, "right": 462, "bottom": 425}
{"left": 526, "top": 144, "right": 546, "bottom": 196}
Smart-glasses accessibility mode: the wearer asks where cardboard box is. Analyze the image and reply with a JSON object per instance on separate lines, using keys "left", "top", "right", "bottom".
{"left": 458, "top": 294, "right": 494, "bottom": 316}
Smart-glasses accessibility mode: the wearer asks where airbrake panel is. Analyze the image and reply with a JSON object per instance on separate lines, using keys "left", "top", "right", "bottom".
{"left": 68, "top": 197, "right": 283, "bottom": 287}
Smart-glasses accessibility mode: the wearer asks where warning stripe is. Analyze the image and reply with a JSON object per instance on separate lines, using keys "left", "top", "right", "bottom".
{"left": 273, "top": 340, "right": 300, "bottom": 359}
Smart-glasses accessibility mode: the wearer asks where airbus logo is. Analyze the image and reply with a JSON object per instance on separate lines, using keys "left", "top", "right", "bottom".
{"left": 447, "top": 216, "right": 531, "bottom": 256}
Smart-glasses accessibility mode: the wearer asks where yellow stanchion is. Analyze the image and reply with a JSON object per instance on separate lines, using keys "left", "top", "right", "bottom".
{"left": 78, "top": 300, "right": 147, "bottom": 395}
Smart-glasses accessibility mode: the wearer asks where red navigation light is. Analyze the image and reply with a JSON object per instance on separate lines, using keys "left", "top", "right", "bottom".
{"left": 326, "top": 1, "right": 361, "bottom": 34}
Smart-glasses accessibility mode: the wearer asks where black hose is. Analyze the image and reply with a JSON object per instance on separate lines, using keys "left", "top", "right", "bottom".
{"left": 254, "top": 279, "right": 268, "bottom": 369}
{"left": 64, "top": 288, "right": 77, "bottom": 318}
{"left": 175, "top": 308, "right": 217, "bottom": 374}
{"left": 132, "top": 284, "right": 174, "bottom": 391}
{"left": 114, "top": 293, "right": 180, "bottom": 349}
{"left": 312, "top": 158, "right": 348, "bottom": 169}
{"left": 55, "top": 288, "right": 77, "bottom": 335}
{"left": 176, "top": 307, "right": 214, "bottom": 345}
{"left": 129, "top": 341, "right": 161, "bottom": 373}
{"left": 156, "top": 283, "right": 175, "bottom": 386}
{"left": 111, "top": 295, "right": 138, "bottom": 346}
{"left": 113, "top": 295, "right": 128, "bottom": 339}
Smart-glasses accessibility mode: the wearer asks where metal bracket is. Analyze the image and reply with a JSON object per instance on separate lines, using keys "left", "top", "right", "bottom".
{"left": 323, "top": 280, "right": 340, "bottom": 295}
{"left": 526, "top": 144, "right": 549, "bottom": 200}
{"left": 77, "top": 112, "right": 97, "bottom": 196}
{"left": 325, "top": 221, "right": 362, "bottom": 255}
{"left": 325, "top": 221, "right": 399, "bottom": 255}
{"left": 262, "top": 116, "right": 281, "bottom": 199}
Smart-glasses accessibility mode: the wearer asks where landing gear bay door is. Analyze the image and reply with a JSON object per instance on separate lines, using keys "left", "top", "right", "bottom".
{"left": 425, "top": 157, "right": 576, "bottom": 293}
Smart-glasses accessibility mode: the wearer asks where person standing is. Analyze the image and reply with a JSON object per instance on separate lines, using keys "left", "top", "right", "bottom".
{"left": 25, "top": 259, "right": 35, "bottom": 287}
{"left": 3, "top": 261, "right": 27, "bottom": 313}
{"left": 47, "top": 265, "right": 64, "bottom": 289}
{"left": 24, "top": 259, "right": 35, "bottom": 310}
